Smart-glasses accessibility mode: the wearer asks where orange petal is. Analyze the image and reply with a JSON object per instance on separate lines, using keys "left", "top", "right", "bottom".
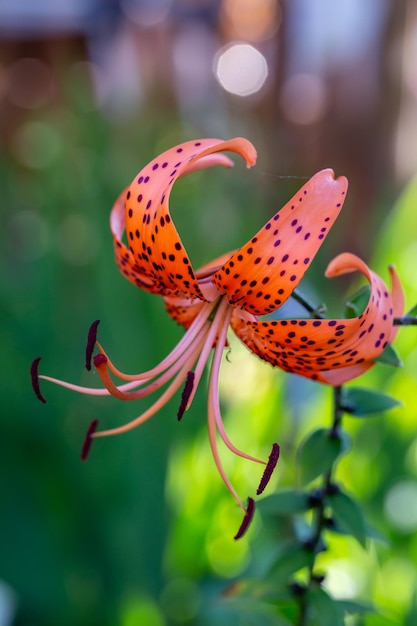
{"left": 163, "top": 251, "right": 238, "bottom": 329}
{"left": 231, "top": 253, "right": 398, "bottom": 385}
{"left": 212, "top": 169, "right": 348, "bottom": 315}
{"left": 164, "top": 295, "right": 207, "bottom": 329}
{"left": 120, "top": 137, "right": 256, "bottom": 299}
{"left": 111, "top": 189, "right": 163, "bottom": 294}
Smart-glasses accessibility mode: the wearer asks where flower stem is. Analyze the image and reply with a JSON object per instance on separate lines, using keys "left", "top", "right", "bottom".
{"left": 394, "top": 316, "right": 417, "bottom": 326}
{"left": 295, "top": 385, "right": 344, "bottom": 626}
{"left": 291, "top": 290, "right": 326, "bottom": 319}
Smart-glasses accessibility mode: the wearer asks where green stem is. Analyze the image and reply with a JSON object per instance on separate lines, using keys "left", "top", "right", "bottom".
{"left": 291, "top": 290, "right": 326, "bottom": 319}
{"left": 394, "top": 316, "right": 417, "bottom": 326}
{"left": 296, "top": 385, "right": 344, "bottom": 626}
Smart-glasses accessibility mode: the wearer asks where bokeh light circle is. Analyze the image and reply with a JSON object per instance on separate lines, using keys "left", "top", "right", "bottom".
{"left": 214, "top": 43, "right": 268, "bottom": 97}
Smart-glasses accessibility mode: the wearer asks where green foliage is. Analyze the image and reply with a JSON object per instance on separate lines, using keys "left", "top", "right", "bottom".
{"left": 268, "top": 545, "right": 315, "bottom": 582}
{"left": 406, "top": 303, "right": 417, "bottom": 318}
{"left": 297, "top": 428, "right": 350, "bottom": 485}
{"left": 342, "top": 387, "right": 401, "bottom": 416}
{"left": 374, "top": 343, "right": 403, "bottom": 367}
{"left": 307, "top": 587, "right": 345, "bottom": 626}
{"left": 327, "top": 490, "right": 367, "bottom": 547}
{"left": 344, "top": 285, "right": 372, "bottom": 318}
{"left": 258, "top": 491, "right": 311, "bottom": 516}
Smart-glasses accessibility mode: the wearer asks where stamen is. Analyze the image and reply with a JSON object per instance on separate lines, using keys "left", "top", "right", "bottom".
{"left": 93, "top": 349, "right": 195, "bottom": 402}
{"left": 31, "top": 357, "right": 46, "bottom": 404}
{"left": 94, "top": 301, "right": 215, "bottom": 383}
{"left": 256, "top": 442, "right": 280, "bottom": 495}
{"left": 94, "top": 353, "right": 107, "bottom": 368}
{"left": 86, "top": 320, "right": 100, "bottom": 371}
{"left": 81, "top": 419, "right": 99, "bottom": 461}
{"left": 234, "top": 497, "right": 255, "bottom": 540}
{"left": 177, "top": 371, "right": 195, "bottom": 421}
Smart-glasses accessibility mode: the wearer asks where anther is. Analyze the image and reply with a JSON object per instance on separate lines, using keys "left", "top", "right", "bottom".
{"left": 81, "top": 419, "right": 99, "bottom": 461}
{"left": 256, "top": 442, "right": 280, "bottom": 495}
{"left": 234, "top": 497, "right": 255, "bottom": 540}
{"left": 85, "top": 320, "right": 100, "bottom": 371}
{"left": 93, "top": 353, "right": 108, "bottom": 368}
{"left": 177, "top": 371, "right": 195, "bottom": 421}
{"left": 31, "top": 357, "right": 46, "bottom": 404}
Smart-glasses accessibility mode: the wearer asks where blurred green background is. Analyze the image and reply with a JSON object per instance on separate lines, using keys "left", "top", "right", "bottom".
{"left": 1, "top": 1, "right": 417, "bottom": 624}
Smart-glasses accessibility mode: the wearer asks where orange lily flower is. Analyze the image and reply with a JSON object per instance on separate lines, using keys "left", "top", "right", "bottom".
{"left": 32, "top": 138, "right": 404, "bottom": 538}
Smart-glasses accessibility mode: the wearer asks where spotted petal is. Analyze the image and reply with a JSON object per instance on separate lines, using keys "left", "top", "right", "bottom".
{"left": 231, "top": 253, "right": 404, "bottom": 385}
{"left": 112, "top": 189, "right": 163, "bottom": 294}
{"left": 113, "top": 138, "right": 256, "bottom": 300}
{"left": 212, "top": 169, "right": 348, "bottom": 315}
{"left": 163, "top": 251, "right": 239, "bottom": 328}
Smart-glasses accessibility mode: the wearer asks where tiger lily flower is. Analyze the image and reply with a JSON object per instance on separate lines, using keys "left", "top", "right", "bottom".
{"left": 32, "top": 137, "right": 404, "bottom": 538}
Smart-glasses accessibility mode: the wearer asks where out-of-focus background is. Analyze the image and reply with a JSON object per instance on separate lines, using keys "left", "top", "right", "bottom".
{"left": 1, "top": 1, "right": 417, "bottom": 624}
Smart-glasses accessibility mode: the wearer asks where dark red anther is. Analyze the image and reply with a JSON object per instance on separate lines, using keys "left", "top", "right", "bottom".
{"left": 93, "top": 353, "right": 108, "bottom": 368}
{"left": 85, "top": 320, "right": 100, "bottom": 371}
{"left": 256, "top": 442, "right": 280, "bottom": 495}
{"left": 177, "top": 371, "right": 195, "bottom": 421}
{"left": 81, "top": 419, "right": 99, "bottom": 461}
{"left": 234, "top": 497, "right": 255, "bottom": 540}
{"left": 31, "top": 357, "right": 46, "bottom": 404}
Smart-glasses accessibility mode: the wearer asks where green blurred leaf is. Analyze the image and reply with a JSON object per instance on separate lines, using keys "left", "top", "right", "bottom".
{"left": 365, "top": 522, "right": 388, "bottom": 543}
{"left": 342, "top": 387, "right": 401, "bottom": 417}
{"left": 374, "top": 343, "right": 403, "bottom": 367}
{"left": 215, "top": 599, "right": 292, "bottom": 626}
{"left": 404, "top": 589, "right": 417, "bottom": 626}
{"left": 327, "top": 517, "right": 387, "bottom": 544}
{"left": 344, "top": 285, "right": 371, "bottom": 318}
{"left": 297, "top": 429, "right": 350, "bottom": 485}
{"left": 327, "top": 490, "right": 367, "bottom": 548}
{"left": 258, "top": 491, "right": 310, "bottom": 516}
{"left": 337, "top": 599, "right": 376, "bottom": 615}
{"left": 308, "top": 587, "right": 344, "bottom": 626}
{"left": 406, "top": 303, "right": 417, "bottom": 318}
{"left": 268, "top": 544, "right": 315, "bottom": 581}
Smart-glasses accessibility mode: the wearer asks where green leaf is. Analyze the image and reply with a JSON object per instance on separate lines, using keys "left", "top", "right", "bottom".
{"left": 406, "top": 303, "right": 417, "bottom": 318}
{"left": 297, "top": 428, "right": 350, "bottom": 485}
{"left": 308, "top": 588, "right": 345, "bottom": 626}
{"left": 404, "top": 589, "right": 417, "bottom": 626}
{"left": 344, "top": 285, "right": 371, "bottom": 318}
{"left": 374, "top": 342, "right": 403, "bottom": 367}
{"left": 365, "top": 521, "right": 388, "bottom": 543}
{"left": 342, "top": 387, "right": 401, "bottom": 417}
{"left": 326, "top": 517, "right": 387, "bottom": 544}
{"left": 268, "top": 544, "right": 314, "bottom": 581}
{"left": 337, "top": 599, "right": 376, "bottom": 615}
{"left": 213, "top": 598, "right": 292, "bottom": 626}
{"left": 258, "top": 491, "right": 310, "bottom": 516}
{"left": 327, "top": 490, "right": 367, "bottom": 547}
